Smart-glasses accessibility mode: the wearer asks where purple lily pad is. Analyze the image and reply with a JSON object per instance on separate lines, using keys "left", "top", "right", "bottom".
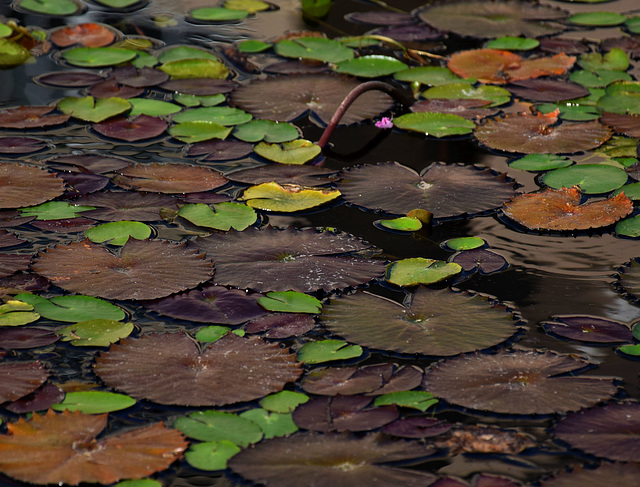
{"left": 450, "top": 248, "right": 508, "bottom": 274}
{"left": 292, "top": 395, "right": 399, "bottom": 432}
{"left": 0, "top": 361, "right": 48, "bottom": 403}
{"left": 345, "top": 11, "right": 415, "bottom": 26}
{"left": 0, "top": 230, "right": 26, "bottom": 249}
{"left": 0, "top": 253, "right": 33, "bottom": 278}
{"left": 244, "top": 313, "right": 316, "bottom": 338}
{"left": 192, "top": 226, "right": 386, "bottom": 293}
{"left": 30, "top": 218, "right": 96, "bottom": 233}
{"left": 382, "top": 417, "right": 453, "bottom": 439}
{"left": 601, "top": 112, "right": 640, "bottom": 139}
{"left": 539, "top": 462, "right": 640, "bottom": 487}
{"left": 73, "top": 191, "right": 177, "bottom": 221}
{"left": 263, "top": 60, "right": 331, "bottom": 75}
{"left": 178, "top": 193, "right": 232, "bottom": 204}
{"left": 34, "top": 71, "right": 106, "bottom": 88}
{"left": 160, "top": 78, "right": 235, "bottom": 96}
{"left": 0, "top": 137, "right": 48, "bottom": 154}
{"left": 46, "top": 154, "right": 131, "bottom": 174}
{"left": 227, "top": 164, "right": 338, "bottom": 186}
{"left": 0, "top": 210, "right": 35, "bottom": 228}
{"left": 542, "top": 315, "right": 633, "bottom": 344}
{"left": 602, "top": 36, "right": 640, "bottom": 60}
{"left": 0, "top": 106, "right": 70, "bottom": 129}
{"left": 4, "top": 383, "right": 65, "bottom": 414}
{"left": 506, "top": 79, "right": 589, "bottom": 103}
{"left": 112, "top": 65, "right": 169, "bottom": 88}
{"left": 142, "top": 285, "right": 267, "bottom": 325}
{"left": 433, "top": 474, "right": 521, "bottom": 487}
{"left": 370, "top": 23, "right": 444, "bottom": 42}
{"left": 538, "top": 38, "right": 590, "bottom": 55}
{"left": 59, "top": 172, "right": 109, "bottom": 196}
{"left": 187, "top": 139, "right": 253, "bottom": 161}
{"left": 411, "top": 99, "right": 499, "bottom": 120}
{"left": 0, "top": 273, "right": 50, "bottom": 293}
{"left": 0, "top": 327, "right": 60, "bottom": 350}
{"left": 93, "top": 115, "right": 168, "bottom": 142}
{"left": 554, "top": 402, "right": 640, "bottom": 461}
{"left": 88, "top": 78, "right": 144, "bottom": 99}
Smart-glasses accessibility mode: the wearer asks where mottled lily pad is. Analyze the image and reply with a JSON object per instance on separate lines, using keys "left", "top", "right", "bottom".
{"left": 542, "top": 315, "right": 633, "bottom": 343}
{"left": 112, "top": 163, "right": 228, "bottom": 194}
{"left": 320, "top": 287, "right": 521, "bottom": 356}
{"left": 239, "top": 182, "right": 340, "bottom": 212}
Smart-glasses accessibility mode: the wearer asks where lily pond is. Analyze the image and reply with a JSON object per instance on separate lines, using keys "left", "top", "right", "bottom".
{"left": 3, "top": 0, "right": 640, "bottom": 485}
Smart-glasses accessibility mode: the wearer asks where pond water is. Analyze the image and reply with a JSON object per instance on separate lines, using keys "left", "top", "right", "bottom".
{"left": 1, "top": 0, "right": 640, "bottom": 486}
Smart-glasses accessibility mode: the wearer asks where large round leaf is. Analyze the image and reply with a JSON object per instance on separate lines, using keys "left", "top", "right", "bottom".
{"left": 274, "top": 37, "right": 354, "bottom": 64}
{"left": 94, "top": 115, "right": 168, "bottom": 142}
{"left": 320, "top": 287, "right": 521, "bottom": 356}
{"left": 0, "top": 361, "right": 48, "bottom": 403}
{"left": 542, "top": 164, "right": 628, "bottom": 194}
{"left": 539, "top": 463, "right": 640, "bottom": 487}
{"left": 192, "top": 226, "right": 385, "bottom": 293}
{"left": 73, "top": 191, "right": 177, "bottom": 221}
{"left": 0, "top": 163, "right": 65, "bottom": 209}
{"left": 32, "top": 239, "right": 214, "bottom": 300}
{"left": 338, "top": 162, "right": 517, "bottom": 218}
{"left": 95, "top": 332, "right": 302, "bottom": 406}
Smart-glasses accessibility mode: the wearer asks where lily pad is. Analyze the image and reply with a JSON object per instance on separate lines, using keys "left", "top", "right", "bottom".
{"left": 334, "top": 55, "right": 407, "bottom": 78}
{"left": 112, "top": 163, "right": 228, "bottom": 194}
{"left": 254, "top": 139, "right": 321, "bottom": 164}
{"left": 0, "top": 137, "right": 48, "bottom": 154}
{"left": 57, "top": 96, "right": 130, "bottom": 123}
{"left": 298, "top": 339, "right": 363, "bottom": 363}
{"left": 385, "top": 258, "right": 461, "bottom": 286}
{"left": 393, "top": 112, "right": 475, "bottom": 138}
{"left": 20, "top": 201, "right": 95, "bottom": 220}
{"left": 260, "top": 391, "right": 309, "bottom": 413}
{"left": 174, "top": 410, "right": 263, "bottom": 446}
{"left": 239, "top": 408, "right": 298, "bottom": 439}
{"left": 0, "top": 361, "right": 48, "bottom": 403}
{"left": 374, "top": 391, "right": 438, "bottom": 412}
{"left": 73, "top": 191, "right": 177, "bottom": 221}
{"left": 507, "top": 79, "right": 589, "bottom": 103}
{"left": 0, "top": 106, "right": 70, "bottom": 129}
{"left": 568, "top": 11, "right": 626, "bottom": 26}
{"left": 62, "top": 47, "right": 137, "bottom": 67}
{"left": 15, "top": 0, "right": 84, "bottom": 16}
{"left": 227, "top": 164, "right": 337, "bottom": 187}
{"left": 616, "top": 215, "right": 640, "bottom": 237}
{"left": 86, "top": 220, "right": 152, "bottom": 246}
{"left": 189, "top": 7, "right": 249, "bottom": 22}
{"left": 542, "top": 315, "right": 633, "bottom": 343}
{"left": 394, "top": 66, "right": 474, "bottom": 86}
{"left": 244, "top": 313, "right": 316, "bottom": 339}
{"left": 14, "top": 293, "right": 125, "bottom": 322}
{"left": 35, "top": 71, "right": 105, "bottom": 87}
{"left": 169, "top": 121, "right": 232, "bottom": 143}
{"left": 450, "top": 248, "right": 508, "bottom": 275}
{"left": 320, "top": 287, "right": 521, "bottom": 356}
{"left": 50, "top": 23, "right": 116, "bottom": 48}
{"left": 0, "top": 164, "right": 65, "bottom": 209}
{"left": 540, "top": 463, "right": 640, "bottom": 487}
{"left": 239, "top": 182, "right": 340, "bottom": 212}
{"left": 187, "top": 139, "right": 253, "bottom": 160}
{"left": 178, "top": 202, "right": 257, "bottom": 231}
{"left": 542, "top": 163, "right": 628, "bottom": 194}
{"left": 0, "top": 327, "right": 58, "bottom": 349}
{"left": 422, "top": 83, "right": 511, "bottom": 107}
{"left": 58, "top": 319, "right": 133, "bottom": 346}
{"left": 377, "top": 216, "right": 422, "bottom": 232}
{"left": 232, "top": 119, "right": 299, "bottom": 143}
{"left": 509, "top": 153, "right": 573, "bottom": 171}
{"left": 52, "top": 391, "right": 135, "bottom": 414}
{"left": 258, "top": 291, "right": 322, "bottom": 314}
{"left": 160, "top": 59, "right": 229, "bottom": 79}
{"left": 174, "top": 106, "right": 252, "bottom": 126}
{"left": 442, "top": 237, "right": 485, "bottom": 251}
{"left": 485, "top": 36, "right": 539, "bottom": 50}
{"left": 275, "top": 37, "right": 354, "bottom": 64}
{"left": 93, "top": 115, "right": 168, "bottom": 142}
{"left": 578, "top": 48, "right": 629, "bottom": 72}
{"left": 95, "top": 332, "right": 302, "bottom": 406}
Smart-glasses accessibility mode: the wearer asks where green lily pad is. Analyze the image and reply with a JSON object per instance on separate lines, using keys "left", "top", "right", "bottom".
{"left": 260, "top": 391, "right": 309, "bottom": 413}
{"left": 568, "top": 11, "right": 627, "bottom": 26}
{"left": 16, "top": 0, "right": 83, "bottom": 15}
{"left": 57, "top": 96, "right": 131, "bottom": 123}
{"left": 128, "top": 99, "right": 181, "bottom": 117}
{"left": 385, "top": 258, "right": 462, "bottom": 286}
{"left": 189, "top": 7, "right": 249, "bottom": 22}
{"left": 238, "top": 40, "right": 271, "bottom": 53}
{"left": 84, "top": 221, "right": 152, "bottom": 246}
{"left": 373, "top": 391, "right": 438, "bottom": 412}
{"left": 376, "top": 216, "right": 422, "bottom": 232}
{"left": 297, "top": 339, "right": 363, "bottom": 364}
{"left": 174, "top": 93, "right": 226, "bottom": 107}
{"left": 538, "top": 103, "right": 601, "bottom": 121}
{"left": 597, "top": 82, "right": 640, "bottom": 115}
{"left": 253, "top": 139, "right": 321, "bottom": 164}
{"left": 509, "top": 153, "right": 573, "bottom": 171}
{"left": 258, "top": 291, "right": 322, "bottom": 314}
{"left": 62, "top": 47, "right": 138, "bottom": 67}
{"left": 195, "top": 326, "right": 245, "bottom": 343}
{"left": 615, "top": 215, "right": 640, "bottom": 237}
{"left": 619, "top": 343, "right": 640, "bottom": 356}
{"left": 0, "top": 300, "right": 39, "bottom": 327}
{"left": 0, "top": 39, "right": 31, "bottom": 68}
{"left": 0, "top": 24, "right": 12, "bottom": 38}
{"left": 393, "top": 112, "right": 475, "bottom": 138}
{"left": 225, "top": 0, "right": 270, "bottom": 12}
{"left": 174, "top": 410, "right": 263, "bottom": 446}
{"left": 233, "top": 120, "right": 299, "bottom": 143}
{"left": 14, "top": 293, "right": 126, "bottom": 322}
{"left": 578, "top": 48, "right": 629, "bottom": 72}
{"left": 160, "top": 59, "right": 229, "bottom": 79}
{"left": 394, "top": 66, "right": 474, "bottom": 86}
{"left": 57, "top": 319, "right": 134, "bottom": 346}
{"left": 239, "top": 409, "right": 298, "bottom": 438}
{"left": 274, "top": 37, "right": 354, "bottom": 64}
{"left": 173, "top": 107, "right": 252, "bottom": 126}
{"left": 115, "top": 480, "right": 162, "bottom": 487}
{"left": 184, "top": 441, "right": 241, "bottom": 471}
{"left": 570, "top": 69, "right": 632, "bottom": 89}
{"left": 301, "top": 0, "right": 332, "bottom": 17}
{"left": 334, "top": 55, "right": 407, "bottom": 78}
{"left": 52, "top": 391, "right": 136, "bottom": 414}
{"left": 626, "top": 16, "right": 640, "bottom": 34}
{"left": 94, "top": 0, "right": 142, "bottom": 7}
{"left": 614, "top": 183, "right": 640, "bottom": 201}
{"left": 169, "top": 121, "right": 232, "bottom": 143}
{"left": 178, "top": 202, "right": 257, "bottom": 231}
{"left": 239, "top": 182, "right": 341, "bottom": 212}
{"left": 158, "top": 46, "right": 219, "bottom": 64}
{"left": 422, "top": 83, "right": 511, "bottom": 107}
{"left": 542, "top": 164, "right": 628, "bottom": 194}
{"left": 442, "top": 236, "right": 485, "bottom": 251}
{"left": 20, "top": 201, "right": 96, "bottom": 220}
{"left": 485, "top": 36, "right": 539, "bottom": 51}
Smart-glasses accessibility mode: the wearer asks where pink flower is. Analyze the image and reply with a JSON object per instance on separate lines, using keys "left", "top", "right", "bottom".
{"left": 375, "top": 117, "right": 393, "bottom": 129}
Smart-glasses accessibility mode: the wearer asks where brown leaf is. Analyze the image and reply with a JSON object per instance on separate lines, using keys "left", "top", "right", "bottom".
{"left": 434, "top": 425, "right": 536, "bottom": 455}
{"left": 0, "top": 106, "right": 70, "bottom": 128}
{"left": 0, "top": 163, "right": 65, "bottom": 209}
{"left": 0, "top": 361, "right": 48, "bottom": 403}
{"left": 112, "top": 163, "right": 228, "bottom": 194}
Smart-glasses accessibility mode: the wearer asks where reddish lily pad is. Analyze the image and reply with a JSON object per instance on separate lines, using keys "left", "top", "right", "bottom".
{"left": 475, "top": 111, "right": 612, "bottom": 154}
{"left": 88, "top": 78, "right": 144, "bottom": 99}
{"left": 228, "top": 432, "right": 436, "bottom": 487}
{"left": 35, "top": 71, "right": 105, "bottom": 87}
{"left": 542, "top": 315, "right": 633, "bottom": 343}
{"left": 601, "top": 111, "right": 640, "bottom": 138}
{"left": 320, "top": 287, "right": 521, "bottom": 356}
{"left": 230, "top": 74, "right": 394, "bottom": 125}
{"left": 0, "top": 230, "right": 26, "bottom": 248}
{"left": 0, "top": 361, "right": 48, "bottom": 403}
{"left": 192, "top": 226, "right": 386, "bottom": 293}
{"left": 244, "top": 313, "right": 316, "bottom": 339}
{"left": 46, "top": 154, "right": 131, "bottom": 173}
{"left": 112, "top": 65, "right": 169, "bottom": 87}
{"left": 112, "top": 163, "right": 228, "bottom": 193}
{"left": 73, "top": 191, "right": 177, "bottom": 221}
{"left": 59, "top": 172, "right": 109, "bottom": 196}
{"left": 422, "top": 350, "right": 618, "bottom": 414}
{"left": 93, "top": 115, "right": 168, "bottom": 142}
{"left": 187, "top": 139, "right": 253, "bottom": 161}
{"left": 338, "top": 162, "right": 516, "bottom": 218}
{"left": 0, "top": 254, "right": 33, "bottom": 278}
{"left": 507, "top": 79, "right": 589, "bottom": 103}
{"left": 0, "top": 106, "right": 70, "bottom": 129}
{"left": 0, "top": 410, "right": 188, "bottom": 485}
{"left": 502, "top": 187, "right": 633, "bottom": 231}
{"left": 32, "top": 239, "right": 214, "bottom": 300}
{"left": 4, "top": 383, "right": 65, "bottom": 414}
{"left": 0, "top": 163, "right": 65, "bottom": 209}
{"left": 227, "top": 164, "right": 338, "bottom": 186}
{"left": 0, "top": 137, "right": 48, "bottom": 154}
{"left": 0, "top": 327, "right": 59, "bottom": 349}
{"left": 142, "top": 284, "right": 266, "bottom": 324}
{"left": 50, "top": 23, "right": 116, "bottom": 48}
{"left": 95, "top": 332, "right": 302, "bottom": 406}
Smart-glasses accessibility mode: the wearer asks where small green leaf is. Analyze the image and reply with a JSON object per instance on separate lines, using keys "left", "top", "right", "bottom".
{"left": 62, "top": 47, "right": 137, "bottom": 67}
{"left": 442, "top": 236, "right": 485, "bottom": 251}
{"left": 422, "top": 83, "right": 510, "bottom": 107}
{"left": 394, "top": 66, "right": 474, "bottom": 86}
{"left": 0, "top": 24, "right": 12, "bottom": 38}
{"left": 0, "top": 39, "right": 31, "bottom": 68}
{"left": 233, "top": 120, "right": 299, "bottom": 143}
{"left": 174, "top": 107, "right": 251, "bottom": 126}
{"left": 376, "top": 216, "right": 422, "bottom": 232}
{"left": 0, "top": 300, "right": 39, "bottom": 327}
{"left": 174, "top": 410, "right": 263, "bottom": 446}
{"left": 160, "top": 59, "right": 229, "bottom": 79}
{"left": 334, "top": 55, "right": 408, "bottom": 78}
{"left": 19, "top": 201, "right": 95, "bottom": 220}
{"left": 85, "top": 221, "right": 152, "bottom": 246}
{"left": 169, "top": 121, "right": 232, "bottom": 143}
{"left": 542, "top": 164, "right": 629, "bottom": 194}
{"left": 174, "top": 93, "right": 226, "bottom": 107}
{"left": 159, "top": 47, "right": 219, "bottom": 64}
{"left": 195, "top": 326, "right": 245, "bottom": 343}
{"left": 614, "top": 183, "right": 640, "bottom": 201}
{"left": 94, "top": 0, "right": 142, "bottom": 7}
{"left": 178, "top": 202, "right": 257, "bottom": 231}
{"left": 619, "top": 344, "right": 640, "bottom": 356}
{"left": 373, "top": 391, "right": 438, "bottom": 412}
{"left": 570, "top": 69, "right": 632, "bottom": 89}
{"left": 225, "top": 0, "right": 270, "bottom": 13}
{"left": 14, "top": 293, "right": 125, "bottom": 322}
{"left": 301, "top": 0, "right": 332, "bottom": 17}
{"left": 239, "top": 408, "right": 298, "bottom": 438}
{"left": 52, "top": 391, "right": 136, "bottom": 414}
{"left": 16, "top": 0, "right": 82, "bottom": 15}
{"left": 393, "top": 112, "right": 475, "bottom": 138}
{"left": 238, "top": 40, "right": 271, "bottom": 53}
{"left": 596, "top": 135, "right": 639, "bottom": 158}
{"left": 57, "top": 96, "right": 131, "bottom": 123}
{"left": 297, "top": 339, "right": 363, "bottom": 364}
{"left": 485, "top": 36, "right": 539, "bottom": 51}
{"left": 258, "top": 291, "right": 322, "bottom": 314}
{"left": 386, "top": 258, "right": 462, "bottom": 286}
{"left": 260, "top": 391, "right": 309, "bottom": 413}
{"left": 114, "top": 480, "right": 162, "bottom": 487}
{"left": 131, "top": 51, "right": 157, "bottom": 69}
{"left": 253, "top": 139, "right": 321, "bottom": 164}
{"left": 615, "top": 215, "right": 640, "bottom": 237}
{"left": 189, "top": 7, "right": 249, "bottom": 22}
{"left": 568, "top": 11, "right": 627, "bottom": 26}
{"left": 537, "top": 103, "right": 601, "bottom": 121}
{"left": 509, "top": 154, "right": 574, "bottom": 171}
{"left": 184, "top": 441, "right": 241, "bottom": 471}
{"left": 626, "top": 16, "right": 640, "bottom": 34}
{"left": 128, "top": 98, "right": 181, "bottom": 117}
{"left": 578, "top": 48, "right": 629, "bottom": 72}
{"left": 57, "top": 319, "right": 134, "bottom": 346}
{"left": 240, "top": 182, "right": 340, "bottom": 212}
{"left": 274, "top": 37, "right": 354, "bottom": 64}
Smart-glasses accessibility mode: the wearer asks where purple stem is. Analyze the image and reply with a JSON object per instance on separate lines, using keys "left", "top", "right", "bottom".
{"left": 317, "top": 81, "right": 413, "bottom": 149}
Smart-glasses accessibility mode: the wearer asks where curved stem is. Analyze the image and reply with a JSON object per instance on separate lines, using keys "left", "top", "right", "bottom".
{"left": 317, "top": 81, "right": 413, "bottom": 149}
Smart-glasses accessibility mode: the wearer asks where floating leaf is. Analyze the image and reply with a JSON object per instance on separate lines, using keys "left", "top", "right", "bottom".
{"left": 542, "top": 164, "right": 628, "bottom": 194}
{"left": 50, "top": 23, "right": 115, "bottom": 48}
{"left": 238, "top": 39, "right": 271, "bottom": 53}
{"left": 239, "top": 409, "right": 298, "bottom": 438}
{"left": 73, "top": 191, "right": 176, "bottom": 222}
{"left": 570, "top": 68, "right": 632, "bottom": 88}
{"left": 187, "top": 139, "right": 253, "bottom": 160}
{"left": 260, "top": 391, "right": 309, "bottom": 413}
{"left": 113, "top": 163, "right": 228, "bottom": 194}
{"left": 227, "top": 163, "right": 337, "bottom": 187}
{"left": 568, "top": 11, "right": 626, "bottom": 26}
{"left": 0, "top": 361, "right": 48, "bottom": 402}
{"left": 174, "top": 106, "right": 252, "bottom": 126}
{"left": 57, "top": 96, "right": 130, "bottom": 123}
{"left": 385, "top": 258, "right": 461, "bottom": 286}
{"left": 84, "top": 221, "right": 152, "bottom": 246}
{"left": 450, "top": 248, "right": 508, "bottom": 274}
{"left": 20, "top": 201, "right": 95, "bottom": 220}
{"left": 128, "top": 99, "right": 180, "bottom": 117}
{"left": 0, "top": 410, "right": 187, "bottom": 485}
{"left": 195, "top": 326, "right": 233, "bottom": 343}
{"left": 394, "top": 66, "right": 473, "bottom": 86}
{"left": 377, "top": 216, "right": 422, "bottom": 232}
{"left": 93, "top": 115, "right": 168, "bottom": 142}
{"left": 0, "top": 137, "right": 48, "bottom": 154}
{"left": 178, "top": 202, "right": 256, "bottom": 231}
{"left": 540, "top": 463, "right": 640, "bottom": 487}
{"left": 52, "top": 391, "right": 135, "bottom": 414}
{"left": 507, "top": 79, "right": 589, "bottom": 103}
{"left": 275, "top": 37, "right": 354, "bottom": 64}
{"left": 509, "top": 153, "right": 573, "bottom": 171}
{"left": 298, "top": 339, "right": 362, "bottom": 364}
{"left": 160, "top": 59, "right": 229, "bottom": 79}
{"left": 0, "top": 327, "right": 58, "bottom": 349}
{"left": 14, "top": 293, "right": 125, "bottom": 322}
{"left": 579, "top": 48, "right": 629, "bottom": 72}
{"left": 189, "top": 7, "right": 249, "bottom": 21}
{"left": 58, "top": 319, "right": 134, "bottom": 346}
{"left": 0, "top": 39, "right": 30, "bottom": 68}
{"left": 244, "top": 313, "right": 316, "bottom": 339}
{"left": 175, "top": 410, "right": 262, "bottom": 446}
{"left": 442, "top": 237, "right": 485, "bottom": 251}
{"left": 0, "top": 256, "right": 35, "bottom": 281}
{"left": 239, "top": 182, "right": 340, "bottom": 212}
{"left": 233, "top": 119, "right": 299, "bottom": 143}
{"left": 616, "top": 215, "right": 640, "bottom": 237}
{"left": 62, "top": 47, "right": 137, "bottom": 67}
{"left": 393, "top": 112, "right": 475, "bottom": 138}
{"left": 169, "top": 121, "right": 232, "bottom": 143}
{"left": 374, "top": 391, "right": 438, "bottom": 412}
{"left": 95, "top": 332, "right": 302, "bottom": 406}
{"left": 485, "top": 36, "right": 539, "bottom": 50}
{"left": 158, "top": 46, "right": 218, "bottom": 63}
{"left": 422, "top": 83, "right": 510, "bottom": 107}
{"left": 33, "top": 239, "right": 214, "bottom": 300}
{"left": 16, "top": 0, "right": 83, "bottom": 15}
{"left": 258, "top": 291, "right": 322, "bottom": 314}
{"left": 0, "top": 164, "right": 65, "bottom": 209}
{"left": 184, "top": 441, "right": 241, "bottom": 471}
{"left": 161, "top": 78, "right": 234, "bottom": 96}
{"left": 35, "top": 70, "right": 105, "bottom": 87}
{"left": 597, "top": 81, "right": 640, "bottom": 115}
{"left": 254, "top": 139, "right": 321, "bottom": 164}
{"left": 0, "top": 106, "right": 70, "bottom": 129}
{"left": 334, "top": 55, "right": 407, "bottom": 78}
{"left": 542, "top": 315, "right": 633, "bottom": 343}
